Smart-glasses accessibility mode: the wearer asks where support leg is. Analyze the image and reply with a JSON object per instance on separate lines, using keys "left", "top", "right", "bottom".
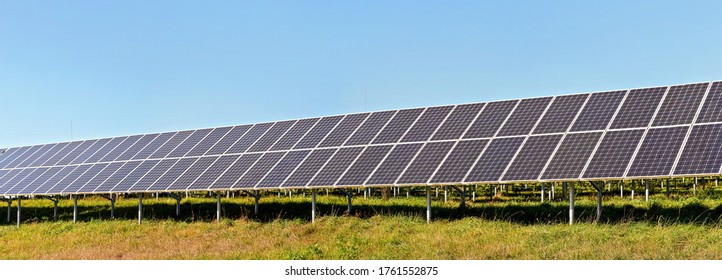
{"left": 666, "top": 178, "right": 670, "bottom": 197}
{"left": 444, "top": 186, "right": 447, "bottom": 203}
{"left": 541, "top": 184, "right": 545, "bottom": 202}
{"left": 73, "top": 195, "right": 79, "bottom": 223}
{"left": 311, "top": 189, "right": 317, "bottom": 223}
{"left": 567, "top": 182, "right": 574, "bottom": 225}
{"left": 54, "top": 198, "right": 58, "bottom": 221}
{"left": 645, "top": 179, "right": 649, "bottom": 202}
{"left": 16, "top": 197, "right": 21, "bottom": 228}
{"left": 694, "top": 177, "right": 697, "bottom": 195}
{"left": 254, "top": 190, "right": 260, "bottom": 216}
{"left": 461, "top": 185, "right": 466, "bottom": 208}
{"left": 426, "top": 186, "right": 431, "bottom": 224}
{"left": 6, "top": 199, "right": 11, "bottom": 223}
{"left": 216, "top": 193, "right": 221, "bottom": 223}
{"left": 590, "top": 182, "right": 603, "bottom": 223}
{"left": 138, "top": 195, "right": 143, "bottom": 225}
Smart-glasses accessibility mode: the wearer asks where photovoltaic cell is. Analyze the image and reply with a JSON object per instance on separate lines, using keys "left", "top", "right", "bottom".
{"left": 397, "top": 141, "right": 455, "bottom": 184}
{"left": 148, "top": 158, "right": 198, "bottom": 191}
{"left": 131, "top": 132, "right": 175, "bottom": 160}
{"left": 465, "top": 137, "right": 525, "bottom": 183}
{"left": 57, "top": 140, "right": 97, "bottom": 165}
{"left": 5, "top": 167, "right": 48, "bottom": 195}
{"left": 5, "top": 145, "right": 43, "bottom": 168}
{"left": 345, "top": 111, "right": 396, "bottom": 146}
{"left": 432, "top": 103, "right": 485, "bottom": 141}
{"left": 610, "top": 87, "right": 667, "bottom": 129}
{"left": 533, "top": 94, "right": 589, "bottom": 134}
{"left": 627, "top": 126, "right": 688, "bottom": 177}
{"left": 0, "top": 146, "right": 35, "bottom": 169}
{"left": 2, "top": 169, "right": 36, "bottom": 194}
{"left": 21, "top": 166, "right": 62, "bottom": 195}
{"left": 94, "top": 161, "right": 142, "bottom": 193}
{"left": 497, "top": 97, "right": 553, "bottom": 137}
{"left": 15, "top": 144, "right": 56, "bottom": 168}
{"left": 33, "top": 166, "right": 77, "bottom": 194}
{"left": 248, "top": 121, "right": 296, "bottom": 152}
{"left": 695, "top": 82, "right": 722, "bottom": 124}
{"left": 39, "top": 142, "right": 76, "bottom": 167}
{"left": 282, "top": 149, "right": 337, "bottom": 188}
{"left": 430, "top": 140, "right": 489, "bottom": 184}
{"left": 166, "top": 129, "right": 213, "bottom": 158}
{"left": 401, "top": 106, "right": 454, "bottom": 143}
{"left": 168, "top": 157, "right": 217, "bottom": 190}
{"left": 225, "top": 123, "right": 274, "bottom": 154}
{"left": 464, "top": 100, "right": 518, "bottom": 139}
{"left": 185, "top": 126, "right": 233, "bottom": 156}
{"left": 234, "top": 152, "right": 285, "bottom": 189}
{"left": 111, "top": 160, "right": 160, "bottom": 193}
{"left": 70, "top": 138, "right": 111, "bottom": 164}
{"left": 318, "top": 113, "right": 369, "bottom": 148}
{"left": 0, "top": 148, "right": 20, "bottom": 167}
{"left": 541, "top": 132, "right": 602, "bottom": 180}
{"left": 115, "top": 134, "right": 159, "bottom": 161}
{"left": 372, "top": 108, "right": 425, "bottom": 144}
{"left": 205, "top": 125, "right": 252, "bottom": 155}
{"left": 77, "top": 162, "right": 124, "bottom": 193}
{"left": 190, "top": 155, "right": 239, "bottom": 189}
{"left": 210, "top": 153, "right": 261, "bottom": 189}
{"left": 582, "top": 129, "right": 645, "bottom": 179}
{"left": 502, "top": 134, "right": 563, "bottom": 181}
{"left": 84, "top": 137, "right": 127, "bottom": 163}
{"left": 366, "top": 144, "right": 424, "bottom": 185}
{"left": 674, "top": 124, "right": 722, "bottom": 175}
{"left": 149, "top": 130, "right": 193, "bottom": 159}
{"left": 652, "top": 83, "right": 709, "bottom": 126}
{"left": 294, "top": 116, "right": 344, "bottom": 149}
{"left": 256, "top": 150, "right": 311, "bottom": 188}
{"left": 309, "top": 147, "right": 364, "bottom": 186}
{"left": 99, "top": 135, "right": 142, "bottom": 162}
{"left": 61, "top": 163, "right": 109, "bottom": 194}
{"left": 129, "top": 159, "right": 181, "bottom": 191}
{"left": 0, "top": 169, "right": 24, "bottom": 192}
{"left": 336, "top": 145, "right": 393, "bottom": 186}
{"left": 271, "top": 118, "right": 319, "bottom": 151}
{"left": 570, "top": 91, "right": 626, "bottom": 132}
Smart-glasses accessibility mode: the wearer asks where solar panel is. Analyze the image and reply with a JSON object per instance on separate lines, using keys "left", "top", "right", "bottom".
{"left": 115, "top": 134, "right": 160, "bottom": 161}
{"left": 502, "top": 134, "right": 563, "bottom": 181}
{"left": 209, "top": 154, "right": 261, "bottom": 190}
{"left": 431, "top": 103, "right": 484, "bottom": 141}
{"left": 99, "top": 135, "right": 142, "bottom": 162}
{"left": 270, "top": 118, "right": 319, "bottom": 151}
{"left": 674, "top": 123, "right": 722, "bottom": 175}
{"left": 282, "top": 148, "right": 337, "bottom": 188}
{"left": 533, "top": 94, "right": 589, "bottom": 134}
{"left": 309, "top": 147, "right": 364, "bottom": 186}
{"left": 344, "top": 111, "right": 396, "bottom": 146}
{"left": 318, "top": 113, "right": 368, "bottom": 148}
{"left": 541, "top": 132, "right": 602, "bottom": 180}
{"left": 41, "top": 142, "right": 79, "bottom": 167}
{"left": 248, "top": 121, "right": 296, "bottom": 152}
{"left": 0, "top": 146, "right": 34, "bottom": 169}
{"left": 627, "top": 126, "right": 688, "bottom": 177}
{"left": 131, "top": 132, "right": 175, "bottom": 160}
{"left": 294, "top": 116, "right": 344, "bottom": 149}
{"left": 112, "top": 160, "right": 160, "bottom": 193}
{"left": 0, "top": 169, "right": 24, "bottom": 193}
{"left": 190, "top": 155, "right": 240, "bottom": 189}
{"left": 5, "top": 167, "right": 48, "bottom": 195}
{"left": 336, "top": 145, "right": 393, "bottom": 186}
{"left": 77, "top": 162, "right": 124, "bottom": 193}
{"left": 401, "top": 106, "right": 454, "bottom": 143}
{"left": 366, "top": 143, "right": 424, "bottom": 185}
{"left": 129, "top": 159, "right": 181, "bottom": 191}
{"left": 47, "top": 165, "right": 88, "bottom": 194}
{"left": 62, "top": 163, "right": 110, "bottom": 194}
{"left": 256, "top": 150, "right": 311, "bottom": 188}
{"left": 94, "top": 161, "right": 142, "bottom": 193}
{"left": 15, "top": 144, "right": 56, "bottom": 168}
{"left": 430, "top": 139, "right": 489, "bottom": 184}
{"left": 205, "top": 125, "right": 252, "bottom": 155}
{"left": 166, "top": 156, "right": 217, "bottom": 190}
{"left": 464, "top": 137, "right": 525, "bottom": 183}
{"left": 33, "top": 165, "right": 78, "bottom": 194}
{"left": 148, "top": 158, "right": 198, "bottom": 191}
{"left": 234, "top": 152, "right": 285, "bottom": 189}
{"left": 652, "top": 83, "right": 709, "bottom": 126}
{"left": 695, "top": 82, "right": 722, "bottom": 124}
{"left": 167, "top": 129, "right": 213, "bottom": 158}
{"left": 185, "top": 127, "right": 233, "bottom": 156}
{"left": 372, "top": 109, "right": 424, "bottom": 144}
{"left": 57, "top": 140, "right": 98, "bottom": 165}
{"left": 148, "top": 131, "right": 194, "bottom": 159}
{"left": 396, "top": 141, "right": 455, "bottom": 184}
{"left": 71, "top": 138, "right": 112, "bottom": 164}
{"left": 582, "top": 129, "right": 645, "bottom": 179}
{"left": 84, "top": 137, "right": 127, "bottom": 163}
{"left": 20, "top": 166, "right": 62, "bottom": 194}
{"left": 497, "top": 97, "right": 553, "bottom": 137}
{"left": 464, "top": 100, "right": 518, "bottom": 139}
{"left": 4, "top": 145, "right": 43, "bottom": 169}
{"left": 570, "top": 90, "right": 626, "bottom": 132}
{"left": 0, "top": 148, "right": 20, "bottom": 167}
{"left": 610, "top": 87, "right": 667, "bottom": 129}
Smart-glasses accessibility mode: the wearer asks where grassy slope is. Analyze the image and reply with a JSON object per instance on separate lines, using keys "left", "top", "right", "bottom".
{"left": 2, "top": 186, "right": 722, "bottom": 259}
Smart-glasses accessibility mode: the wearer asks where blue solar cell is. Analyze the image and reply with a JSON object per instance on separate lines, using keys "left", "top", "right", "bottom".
{"left": 282, "top": 148, "right": 337, "bottom": 188}
{"left": 582, "top": 129, "right": 645, "bottom": 179}
{"left": 148, "top": 158, "right": 198, "bottom": 191}
{"left": 62, "top": 163, "right": 110, "bottom": 194}
{"left": 533, "top": 94, "right": 589, "bottom": 134}
{"left": 5, "top": 167, "right": 49, "bottom": 195}
{"left": 206, "top": 125, "right": 253, "bottom": 155}
{"left": 696, "top": 82, "right": 722, "bottom": 123}
{"left": 401, "top": 106, "right": 454, "bottom": 143}
{"left": 3, "top": 145, "right": 43, "bottom": 169}
{"left": 0, "top": 146, "right": 33, "bottom": 169}
{"left": 294, "top": 116, "right": 344, "bottom": 149}
{"left": 39, "top": 142, "right": 78, "bottom": 167}
{"left": 396, "top": 142, "right": 455, "bottom": 184}
{"left": 345, "top": 111, "right": 396, "bottom": 146}
{"left": 168, "top": 157, "right": 217, "bottom": 190}
{"left": 210, "top": 153, "right": 262, "bottom": 189}
{"left": 309, "top": 147, "right": 364, "bottom": 186}
{"left": 366, "top": 143, "right": 424, "bottom": 185}
{"left": 77, "top": 162, "right": 125, "bottom": 193}
{"left": 610, "top": 87, "right": 667, "bottom": 129}
{"left": 94, "top": 161, "right": 143, "bottom": 193}
{"left": 32, "top": 166, "right": 78, "bottom": 195}
{"left": 652, "top": 83, "right": 708, "bottom": 126}
{"left": 318, "top": 114, "right": 368, "bottom": 148}
{"left": 674, "top": 123, "right": 722, "bottom": 175}
{"left": 166, "top": 129, "right": 213, "bottom": 158}
{"left": 84, "top": 137, "right": 127, "bottom": 163}
{"left": 464, "top": 137, "right": 525, "bottom": 183}
{"left": 129, "top": 159, "right": 181, "bottom": 191}
{"left": 336, "top": 145, "right": 393, "bottom": 186}
{"left": 501, "top": 134, "right": 563, "bottom": 181}
{"left": 112, "top": 160, "right": 161, "bottom": 193}
{"left": 225, "top": 123, "right": 274, "bottom": 154}
{"left": 570, "top": 90, "right": 627, "bottom": 132}
{"left": 256, "top": 150, "right": 310, "bottom": 188}
{"left": 627, "top": 126, "right": 688, "bottom": 177}
{"left": 18, "top": 166, "right": 62, "bottom": 195}
{"left": 430, "top": 140, "right": 489, "bottom": 184}
{"left": 149, "top": 131, "right": 194, "bottom": 159}
{"left": 70, "top": 138, "right": 112, "bottom": 164}
{"left": 99, "top": 135, "right": 142, "bottom": 162}
{"left": 191, "top": 155, "right": 240, "bottom": 190}
{"left": 497, "top": 97, "right": 553, "bottom": 137}
{"left": 372, "top": 108, "right": 425, "bottom": 144}
{"left": 131, "top": 132, "right": 176, "bottom": 160}
{"left": 234, "top": 152, "right": 285, "bottom": 189}
{"left": 1, "top": 169, "right": 35, "bottom": 195}
{"left": 115, "top": 134, "right": 160, "bottom": 161}
{"left": 248, "top": 121, "right": 296, "bottom": 152}
{"left": 57, "top": 140, "right": 98, "bottom": 165}
{"left": 271, "top": 119, "right": 320, "bottom": 151}
{"left": 541, "top": 132, "right": 603, "bottom": 180}
{"left": 464, "top": 100, "right": 518, "bottom": 139}
{"left": 432, "top": 103, "right": 485, "bottom": 141}
{"left": 185, "top": 126, "right": 233, "bottom": 156}
{"left": 15, "top": 144, "right": 57, "bottom": 168}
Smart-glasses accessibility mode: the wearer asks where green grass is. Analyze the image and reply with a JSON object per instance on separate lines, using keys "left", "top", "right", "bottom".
{"left": 2, "top": 184, "right": 722, "bottom": 259}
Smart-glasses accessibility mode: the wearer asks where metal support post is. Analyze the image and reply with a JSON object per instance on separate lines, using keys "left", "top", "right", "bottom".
{"left": 645, "top": 179, "right": 649, "bottom": 202}
{"left": 99, "top": 194, "right": 116, "bottom": 219}
{"left": 73, "top": 195, "right": 79, "bottom": 223}
{"left": 694, "top": 177, "right": 697, "bottom": 195}
{"left": 311, "top": 189, "right": 317, "bottom": 223}
{"left": 242, "top": 190, "right": 260, "bottom": 216}
{"left": 590, "top": 182, "right": 603, "bottom": 223}
{"left": 426, "top": 186, "right": 431, "bottom": 224}
{"left": 444, "top": 186, "right": 448, "bottom": 203}
{"left": 5, "top": 198, "right": 11, "bottom": 223}
{"left": 338, "top": 188, "right": 353, "bottom": 214}
{"left": 541, "top": 184, "right": 545, "bottom": 202}
{"left": 567, "top": 182, "right": 574, "bottom": 225}
{"left": 16, "top": 197, "right": 21, "bottom": 227}
{"left": 168, "top": 193, "right": 181, "bottom": 217}
{"left": 562, "top": 182, "right": 567, "bottom": 197}
{"left": 620, "top": 182, "right": 623, "bottom": 198}
{"left": 44, "top": 196, "right": 59, "bottom": 220}
{"left": 216, "top": 193, "right": 221, "bottom": 223}
{"left": 406, "top": 187, "right": 409, "bottom": 198}
{"left": 666, "top": 178, "right": 670, "bottom": 197}
{"left": 138, "top": 195, "right": 143, "bottom": 225}
{"left": 551, "top": 183, "right": 555, "bottom": 200}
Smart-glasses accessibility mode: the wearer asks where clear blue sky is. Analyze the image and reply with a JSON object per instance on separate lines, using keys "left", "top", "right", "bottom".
{"left": 2, "top": 1, "right": 721, "bottom": 148}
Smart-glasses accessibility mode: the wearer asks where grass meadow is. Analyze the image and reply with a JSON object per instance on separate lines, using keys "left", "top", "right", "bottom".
{"left": 2, "top": 180, "right": 722, "bottom": 259}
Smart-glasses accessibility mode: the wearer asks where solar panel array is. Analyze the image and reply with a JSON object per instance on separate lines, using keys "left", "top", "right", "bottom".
{"left": 1, "top": 81, "right": 722, "bottom": 196}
